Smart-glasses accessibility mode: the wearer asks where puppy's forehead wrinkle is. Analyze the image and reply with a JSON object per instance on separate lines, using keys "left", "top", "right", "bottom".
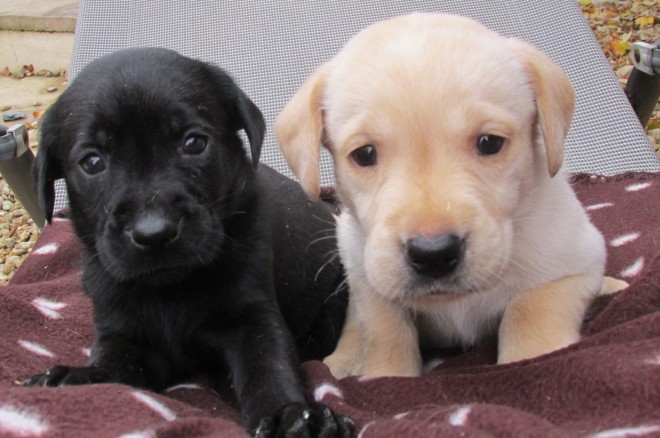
{"left": 93, "top": 129, "right": 110, "bottom": 146}
{"left": 82, "top": 71, "right": 226, "bottom": 138}
{"left": 327, "top": 26, "right": 531, "bottom": 137}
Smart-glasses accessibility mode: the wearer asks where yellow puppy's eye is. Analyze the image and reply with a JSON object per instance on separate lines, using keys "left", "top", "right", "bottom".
{"left": 477, "top": 135, "right": 505, "bottom": 155}
{"left": 351, "top": 144, "right": 377, "bottom": 166}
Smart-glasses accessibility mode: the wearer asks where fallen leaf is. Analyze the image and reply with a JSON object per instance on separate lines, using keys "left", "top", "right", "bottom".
{"left": 605, "top": 6, "right": 619, "bottom": 19}
{"left": 614, "top": 41, "right": 630, "bottom": 56}
{"left": 0, "top": 67, "right": 9, "bottom": 77}
{"left": 635, "top": 16, "right": 654, "bottom": 27}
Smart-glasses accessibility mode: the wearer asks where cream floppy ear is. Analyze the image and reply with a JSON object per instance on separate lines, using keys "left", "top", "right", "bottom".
{"left": 509, "top": 39, "right": 575, "bottom": 177}
{"left": 275, "top": 66, "right": 329, "bottom": 201}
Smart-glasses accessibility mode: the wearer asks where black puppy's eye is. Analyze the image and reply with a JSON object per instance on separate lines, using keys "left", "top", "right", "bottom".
{"left": 351, "top": 144, "right": 377, "bottom": 166}
{"left": 79, "top": 153, "right": 106, "bottom": 175}
{"left": 477, "top": 135, "right": 505, "bottom": 155}
{"left": 183, "top": 134, "right": 208, "bottom": 155}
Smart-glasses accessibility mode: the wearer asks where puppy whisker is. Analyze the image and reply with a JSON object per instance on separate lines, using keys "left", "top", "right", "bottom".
{"left": 306, "top": 234, "right": 337, "bottom": 252}
{"left": 310, "top": 226, "right": 336, "bottom": 237}
{"left": 324, "top": 276, "right": 349, "bottom": 305}
{"left": 206, "top": 193, "right": 232, "bottom": 209}
{"left": 311, "top": 214, "right": 338, "bottom": 228}
{"left": 314, "top": 251, "right": 341, "bottom": 282}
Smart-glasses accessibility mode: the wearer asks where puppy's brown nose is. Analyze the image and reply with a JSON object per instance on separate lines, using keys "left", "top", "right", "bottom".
{"left": 131, "top": 214, "right": 179, "bottom": 248}
{"left": 406, "top": 234, "right": 464, "bottom": 278}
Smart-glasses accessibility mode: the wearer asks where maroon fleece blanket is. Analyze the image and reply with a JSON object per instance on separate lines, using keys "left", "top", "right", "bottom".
{"left": 1, "top": 173, "right": 658, "bottom": 437}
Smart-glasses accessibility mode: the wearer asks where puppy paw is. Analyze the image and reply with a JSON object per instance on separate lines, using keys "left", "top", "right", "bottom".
{"left": 23, "top": 365, "right": 112, "bottom": 387}
{"left": 324, "top": 352, "right": 363, "bottom": 379}
{"left": 253, "top": 402, "right": 354, "bottom": 438}
{"left": 600, "top": 276, "right": 629, "bottom": 295}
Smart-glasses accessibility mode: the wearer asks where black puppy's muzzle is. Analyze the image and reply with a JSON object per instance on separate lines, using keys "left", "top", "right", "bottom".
{"left": 99, "top": 189, "right": 223, "bottom": 283}
{"left": 128, "top": 212, "right": 181, "bottom": 249}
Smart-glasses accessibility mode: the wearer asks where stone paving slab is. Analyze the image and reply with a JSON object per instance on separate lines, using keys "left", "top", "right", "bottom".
{"left": 0, "top": 0, "right": 78, "bottom": 32}
{"left": 0, "top": 0, "right": 78, "bottom": 71}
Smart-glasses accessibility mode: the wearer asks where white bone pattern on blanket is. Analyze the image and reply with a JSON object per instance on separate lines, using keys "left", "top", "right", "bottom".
{"left": 0, "top": 174, "right": 658, "bottom": 437}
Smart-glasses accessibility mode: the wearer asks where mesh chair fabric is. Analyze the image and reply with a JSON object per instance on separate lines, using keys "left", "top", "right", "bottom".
{"left": 53, "top": 0, "right": 660, "bottom": 211}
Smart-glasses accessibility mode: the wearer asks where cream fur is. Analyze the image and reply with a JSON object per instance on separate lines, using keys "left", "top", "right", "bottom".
{"left": 276, "top": 13, "right": 625, "bottom": 378}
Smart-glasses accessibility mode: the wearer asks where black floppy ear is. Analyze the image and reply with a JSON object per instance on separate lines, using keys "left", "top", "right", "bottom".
{"left": 33, "top": 110, "right": 63, "bottom": 224}
{"left": 234, "top": 90, "right": 265, "bottom": 168}
{"left": 206, "top": 64, "right": 265, "bottom": 168}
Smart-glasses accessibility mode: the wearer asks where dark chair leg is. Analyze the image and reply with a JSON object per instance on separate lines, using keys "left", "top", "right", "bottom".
{"left": 625, "top": 41, "right": 660, "bottom": 128}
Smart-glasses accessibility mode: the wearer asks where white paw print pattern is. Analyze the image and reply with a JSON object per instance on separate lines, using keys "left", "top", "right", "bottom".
{"left": 608, "top": 231, "right": 644, "bottom": 279}
{"left": 585, "top": 202, "right": 614, "bottom": 212}
{"left": 391, "top": 405, "right": 472, "bottom": 431}
{"left": 0, "top": 404, "right": 50, "bottom": 436}
{"left": 32, "top": 242, "right": 59, "bottom": 256}
{"left": 119, "top": 430, "right": 156, "bottom": 438}
{"left": 17, "top": 340, "right": 55, "bottom": 358}
{"left": 114, "top": 394, "right": 177, "bottom": 438}
{"left": 619, "top": 257, "right": 645, "bottom": 279}
{"left": 589, "top": 179, "right": 655, "bottom": 281}
{"left": 31, "top": 297, "right": 67, "bottom": 319}
{"left": 357, "top": 421, "right": 376, "bottom": 438}
{"left": 615, "top": 181, "right": 654, "bottom": 279}
{"left": 644, "top": 353, "right": 660, "bottom": 366}
{"left": 131, "top": 392, "right": 177, "bottom": 422}
{"left": 448, "top": 405, "right": 472, "bottom": 427}
{"left": 624, "top": 182, "right": 653, "bottom": 192}
{"left": 590, "top": 424, "right": 660, "bottom": 437}
{"left": 609, "top": 232, "right": 640, "bottom": 248}
{"left": 314, "top": 382, "right": 344, "bottom": 402}
{"left": 0, "top": 389, "right": 177, "bottom": 438}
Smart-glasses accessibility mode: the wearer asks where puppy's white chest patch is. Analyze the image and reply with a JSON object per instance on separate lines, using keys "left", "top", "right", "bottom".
{"left": 413, "top": 291, "right": 509, "bottom": 348}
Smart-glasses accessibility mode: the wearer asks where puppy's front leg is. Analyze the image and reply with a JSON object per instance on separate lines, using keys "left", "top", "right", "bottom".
{"left": 498, "top": 273, "right": 601, "bottom": 364}
{"left": 359, "top": 292, "right": 421, "bottom": 377}
{"left": 324, "top": 294, "right": 365, "bottom": 377}
{"left": 222, "top": 308, "right": 305, "bottom": 428}
{"left": 221, "top": 305, "right": 353, "bottom": 437}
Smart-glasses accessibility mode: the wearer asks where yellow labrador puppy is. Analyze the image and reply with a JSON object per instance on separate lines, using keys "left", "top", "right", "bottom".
{"left": 276, "top": 13, "right": 625, "bottom": 377}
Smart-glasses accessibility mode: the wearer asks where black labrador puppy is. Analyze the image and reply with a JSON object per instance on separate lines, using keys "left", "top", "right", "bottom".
{"left": 24, "top": 47, "right": 352, "bottom": 438}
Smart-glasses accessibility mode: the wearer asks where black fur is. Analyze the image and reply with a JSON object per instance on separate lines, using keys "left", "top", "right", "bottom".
{"left": 25, "top": 47, "right": 352, "bottom": 437}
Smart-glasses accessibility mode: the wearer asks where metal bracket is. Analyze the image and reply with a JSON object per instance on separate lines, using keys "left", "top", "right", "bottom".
{"left": 0, "top": 124, "right": 29, "bottom": 160}
{"left": 630, "top": 41, "right": 660, "bottom": 76}
{"left": 0, "top": 124, "right": 45, "bottom": 227}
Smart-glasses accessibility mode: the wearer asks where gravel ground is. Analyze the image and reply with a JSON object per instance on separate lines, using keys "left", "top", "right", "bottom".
{"left": 0, "top": 186, "right": 39, "bottom": 283}
{"left": 0, "top": 1, "right": 658, "bottom": 284}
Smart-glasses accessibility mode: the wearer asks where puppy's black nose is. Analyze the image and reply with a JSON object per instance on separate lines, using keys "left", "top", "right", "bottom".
{"left": 131, "top": 214, "right": 179, "bottom": 248}
{"left": 406, "top": 233, "right": 464, "bottom": 278}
